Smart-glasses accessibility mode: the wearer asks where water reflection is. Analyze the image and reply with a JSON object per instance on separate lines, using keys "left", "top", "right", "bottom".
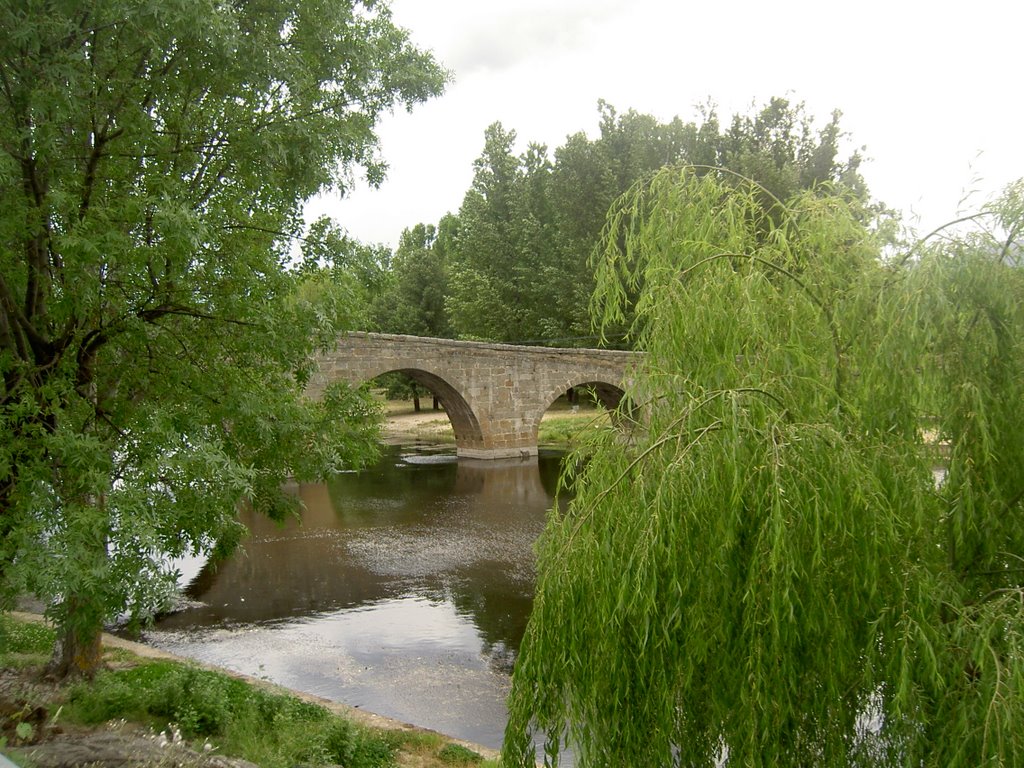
{"left": 145, "top": 446, "right": 562, "bottom": 748}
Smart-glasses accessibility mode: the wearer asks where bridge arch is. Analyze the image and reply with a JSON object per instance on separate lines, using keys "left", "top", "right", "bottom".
{"left": 367, "top": 367, "right": 484, "bottom": 450}
{"left": 521, "top": 378, "right": 629, "bottom": 448}
{"left": 308, "top": 333, "right": 641, "bottom": 459}
{"left": 538, "top": 378, "right": 627, "bottom": 415}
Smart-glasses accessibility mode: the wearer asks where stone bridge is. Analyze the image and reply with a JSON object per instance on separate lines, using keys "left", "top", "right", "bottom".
{"left": 307, "top": 332, "right": 640, "bottom": 459}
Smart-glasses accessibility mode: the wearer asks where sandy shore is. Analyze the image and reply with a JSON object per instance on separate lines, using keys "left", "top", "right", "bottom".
{"left": 383, "top": 406, "right": 454, "bottom": 438}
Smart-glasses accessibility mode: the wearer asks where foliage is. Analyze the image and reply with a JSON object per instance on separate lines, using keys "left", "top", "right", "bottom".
{"left": 372, "top": 372, "right": 443, "bottom": 415}
{"left": 715, "top": 96, "right": 868, "bottom": 214}
{"left": 536, "top": 409, "right": 609, "bottom": 449}
{"left": 446, "top": 123, "right": 558, "bottom": 342}
{"left": 0, "top": 616, "right": 489, "bottom": 768}
{"left": 437, "top": 741, "right": 484, "bottom": 764}
{"left": 374, "top": 219, "right": 456, "bottom": 337}
{"left": 0, "top": 0, "right": 445, "bottom": 675}
{"left": 439, "top": 98, "right": 870, "bottom": 345}
{"left": 68, "top": 660, "right": 398, "bottom": 767}
{"left": 503, "top": 170, "right": 1024, "bottom": 766}
{"left": 302, "top": 217, "right": 395, "bottom": 330}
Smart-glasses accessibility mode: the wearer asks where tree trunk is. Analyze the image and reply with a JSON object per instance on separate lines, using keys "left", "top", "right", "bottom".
{"left": 433, "top": 396, "right": 440, "bottom": 411}
{"left": 47, "top": 595, "right": 104, "bottom": 679}
{"left": 0, "top": 481, "right": 15, "bottom": 596}
{"left": 47, "top": 474, "right": 110, "bottom": 680}
{"left": 412, "top": 383, "right": 421, "bottom": 413}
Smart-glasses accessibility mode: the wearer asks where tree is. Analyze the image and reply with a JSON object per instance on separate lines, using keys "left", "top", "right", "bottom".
{"left": 715, "top": 96, "right": 868, "bottom": 219}
{"left": 0, "top": 0, "right": 445, "bottom": 676}
{"left": 503, "top": 169, "right": 1024, "bottom": 766}
{"left": 375, "top": 220, "right": 453, "bottom": 338}
{"left": 559, "top": 98, "right": 872, "bottom": 343}
{"left": 420, "top": 100, "right": 867, "bottom": 347}
{"left": 446, "top": 123, "right": 557, "bottom": 342}
{"left": 303, "top": 217, "right": 394, "bottom": 332}
{"left": 548, "top": 101, "right": 696, "bottom": 341}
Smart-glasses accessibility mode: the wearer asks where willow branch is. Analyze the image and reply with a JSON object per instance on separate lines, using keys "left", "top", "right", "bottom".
{"left": 895, "top": 213, "right": 993, "bottom": 268}
{"left": 966, "top": 587, "right": 1024, "bottom": 607}
{"left": 997, "top": 222, "right": 1021, "bottom": 265}
{"left": 1001, "top": 486, "right": 1024, "bottom": 518}
{"left": 679, "top": 251, "right": 846, "bottom": 401}
{"left": 564, "top": 417, "right": 724, "bottom": 552}
{"left": 685, "top": 164, "right": 790, "bottom": 215}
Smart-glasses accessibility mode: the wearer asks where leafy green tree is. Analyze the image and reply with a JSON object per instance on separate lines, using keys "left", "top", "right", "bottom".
{"left": 375, "top": 221, "right": 452, "bottom": 337}
{"left": 548, "top": 101, "right": 696, "bottom": 341}
{"left": 504, "top": 170, "right": 1024, "bottom": 766}
{"left": 716, "top": 96, "right": 868, "bottom": 217}
{"left": 301, "top": 217, "right": 394, "bottom": 331}
{"left": 425, "top": 100, "right": 866, "bottom": 347}
{"left": 0, "top": 0, "right": 444, "bottom": 676}
{"left": 442, "top": 98, "right": 865, "bottom": 346}
{"left": 446, "top": 123, "right": 557, "bottom": 343}
{"left": 554, "top": 98, "right": 871, "bottom": 343}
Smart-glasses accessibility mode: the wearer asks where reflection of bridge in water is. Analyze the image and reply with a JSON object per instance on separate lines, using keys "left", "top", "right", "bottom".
{"left": 308, "top": 332, "right": 640, "bottom": 459}
{"left": 168, "top": 452, "right": 561, "bottom": 657}
{"left": 452, "top": 457, "right": 553, "bottom": 508}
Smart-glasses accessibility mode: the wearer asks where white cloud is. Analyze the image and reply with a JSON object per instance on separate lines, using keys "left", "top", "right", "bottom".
{"left": 313, "top": 0, "right": 1024, "bottom": 247}
{"left": 441, "top": 2, "right": 621, "bottom": 75}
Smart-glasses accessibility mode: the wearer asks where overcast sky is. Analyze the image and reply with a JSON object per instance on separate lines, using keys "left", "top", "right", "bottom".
{"left": 308, "top": 0, "right": 1022, "bottom": 249}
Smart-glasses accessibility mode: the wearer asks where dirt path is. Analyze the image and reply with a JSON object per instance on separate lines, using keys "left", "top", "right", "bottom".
{"left": 383, "top": 407, "right": 454, "bottom": 438}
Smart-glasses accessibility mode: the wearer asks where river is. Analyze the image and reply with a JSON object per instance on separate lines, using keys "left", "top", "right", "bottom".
{"left": 143, "top": 442, "right": 563, "bottom": 750}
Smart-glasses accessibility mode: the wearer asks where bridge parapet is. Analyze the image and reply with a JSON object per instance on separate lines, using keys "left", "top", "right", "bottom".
{"left": 309, "top": 332, "right": 640, "bottom": 459}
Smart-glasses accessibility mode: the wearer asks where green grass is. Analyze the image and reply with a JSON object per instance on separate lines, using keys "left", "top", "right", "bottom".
{"left": 0, "top": 614, "right": 54, "bottom": 666}
{"left": 438, "top": 741, "right": 485, "bottom": 764}
{"left": 66, "top": 660, "right": 399, "bottom": 768}
{"left": 537, "top": 409, "right": 610, "bottom": 447}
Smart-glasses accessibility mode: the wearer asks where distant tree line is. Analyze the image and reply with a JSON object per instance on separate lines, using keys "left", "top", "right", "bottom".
{"left": 348, "top": 97, "right": 876, "bottom": 347}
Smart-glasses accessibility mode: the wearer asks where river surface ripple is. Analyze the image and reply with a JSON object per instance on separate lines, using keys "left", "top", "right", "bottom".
{"left": 143, "top": 444, "right": 563, "bottom": 750}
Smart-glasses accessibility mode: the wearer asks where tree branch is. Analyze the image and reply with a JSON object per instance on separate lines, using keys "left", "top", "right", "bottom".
{"left": 895, "top": 213, "right": 993, "bottom": 268}
{"left": 0, "top": 270, "right": 46, "bottom": 362}
{"left": 965, "top": 586, "right": 1024, "bottom": 607}
{"left": 136, "top": 303, "right": 257, "bottom": 327}
{"left": 1001, "top": 486, "right": 1024, "bottom": 518}
{"left": 679, "top": 251, "right": 846, "bottom": 401}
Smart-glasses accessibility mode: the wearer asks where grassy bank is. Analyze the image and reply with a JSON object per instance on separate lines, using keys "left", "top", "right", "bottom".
{"left": 537, "top": 409, "right": 610, "bottom": 448}
{"left": 0, "top": 614, "right": 496, "bottom": 768}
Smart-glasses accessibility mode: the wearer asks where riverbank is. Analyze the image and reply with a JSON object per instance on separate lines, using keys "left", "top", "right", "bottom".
{"left": 1, "top": 612, "right": 499, "bottom": 768}
{"left": 3, "top": 408, "right": 592, "bottom": 767}
{"left": 382, "top": 398, "right": 609, "bottom": 447}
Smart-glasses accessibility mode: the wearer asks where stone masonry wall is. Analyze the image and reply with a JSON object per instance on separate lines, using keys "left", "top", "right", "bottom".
{"left": 308, "top": 332, "right": 639, "bottom": 459}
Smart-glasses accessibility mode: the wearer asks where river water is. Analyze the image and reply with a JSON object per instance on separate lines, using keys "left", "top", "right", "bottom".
{"left": 144, "top": 443, "right": 563, "bottom": 750}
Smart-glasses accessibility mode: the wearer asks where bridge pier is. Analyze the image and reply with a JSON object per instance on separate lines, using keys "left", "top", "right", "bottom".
{"left": 457, "top": 436, "right": 540, "bottom": 461}
{"left": 307, "top": 332, "right": 639, "bottom": 459}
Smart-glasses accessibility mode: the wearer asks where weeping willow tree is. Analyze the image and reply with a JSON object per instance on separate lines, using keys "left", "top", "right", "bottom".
{"left": 503, "top": 169, "right": 1024, "bottom": 767}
